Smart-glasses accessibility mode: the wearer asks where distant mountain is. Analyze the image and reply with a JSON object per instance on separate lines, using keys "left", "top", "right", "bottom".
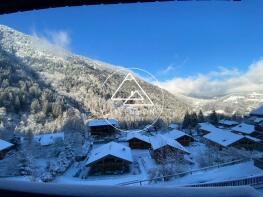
{"left": 187, "top": 92, "right": 263, "bottom": 116}
{"left": 0, "top": 25, "right": 190, "bottom": 132}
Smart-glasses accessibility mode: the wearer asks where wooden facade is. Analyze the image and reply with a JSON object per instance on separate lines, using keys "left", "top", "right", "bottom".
{"left": 128, "top": 138, "right": 151, "bottom": 149}
{"left": 254, "top": 158, "right": 263, "bottom": 170}
{"left": 0, "top": 147, "right": 12, "bottom": 160}
{"left": 232, "top": 138, "right": 262, "bottom": 151}
{"left": 205, "top": 140, "right": 225, "bottom": 151}
{"left": 206, "top": 137, "right": 261, "bottom": 151}
{"left": 87, "top": 155, "right": 131, "bottom": 175}
{"left": 176, "top": 135, "right": 194, "bottom": 146}
{"left": 89, "top": 125, "right": 116, "bottom": 137}
{"left": 152, "top": 145, "right": 185, "bottom": 163}
{"left": 255, "top": 124, "right": 263, "bottom": 132}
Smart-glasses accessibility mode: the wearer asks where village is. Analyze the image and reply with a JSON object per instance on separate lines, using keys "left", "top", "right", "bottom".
{"left": 0, "top": 106, "right": 263, "bottom": 186}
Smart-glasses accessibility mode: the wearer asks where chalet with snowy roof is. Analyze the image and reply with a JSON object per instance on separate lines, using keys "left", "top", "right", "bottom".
{"left": 0, "top": 139, "right": 14, "bottom": 159}
{"left": 150, "top": 135, "right": 190, "bottom": 163}
{"left": 162, "top": 130, "right": 194, "bottom": 146}
{"left": 203, "top": 129, "right": 243, "bottom": 149}
{"left": 34, "top": 132, "right": 64, "bottom": 146}
{"left": 197, "top": 122, "right": 221, "bottom": 136}
{"left": 235, "top": 136, "right": 262, "bottom": 151}
{"left": 87, "top": 118, "right": 118, "bottom": 137}
{"left": 86, "top": 142, "right": 133, "bottom": 175}
{"left": 218, "top": 119, "right": 239, "bottom": 128}
{"left": 231, "top": 123, "right": 257, "bottom": 136}
{"left": 126, "top": 132, "right": 151, "bottom": 149}
{"left": 203, "top": 129, "right": 261, "bottom": 150}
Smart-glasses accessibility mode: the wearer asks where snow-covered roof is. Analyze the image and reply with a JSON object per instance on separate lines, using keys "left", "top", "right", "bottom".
{"left": 168, "top": 123, "right": 179, "bottom": 129}
{"left": 203, "top": 130, "right": 244, "bottom": 147}
{"left": 254, "top": 118, "right": 263, "bottom": 123}
{"left": 250, "top": 106, "right": 263, "bottom": 116}
{"left": 150, "top": 135, "right": 190, "bottom": 154}
{"left": 86, "top": 142, "right": 133, "bottom": 166}
{"left": 126, "top": 132, "right": 151, "bottom": 144}
{"left": 34, "top": 132, "right": 64, "bottom": 146}
{"left": 244, "top": 136, "right": 261, "bottom": 143}
{"left": 0, "top": 139, "right": 13, "bottom": 151}
{"left": 198, "top": 122, "right": 222, "bottom": 133}
{"left": 218, "top": 119, "right": 238, "bottom": 126}
{"left": 162, "top": 129, "right": 191, "bottom": 140}
{"left": 231, "top": 123, "right": 255, "bottom": 135}
{"left": 87, "top": 118, "right": 119, "bottom": 127}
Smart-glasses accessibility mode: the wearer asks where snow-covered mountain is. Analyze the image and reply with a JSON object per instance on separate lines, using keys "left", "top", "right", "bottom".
{"left": 0, "top": 25, "right": 190, "bottom": 132}
{"left": 188, "top": 92, "right": 263, "bottom": 116}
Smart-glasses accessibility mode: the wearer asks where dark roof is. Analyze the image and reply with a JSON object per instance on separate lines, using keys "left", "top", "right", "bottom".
{"left": 0, "top": 0, "right": 172, "bottom": 15}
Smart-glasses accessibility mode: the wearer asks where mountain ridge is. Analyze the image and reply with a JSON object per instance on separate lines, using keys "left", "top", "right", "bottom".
{"left": 0, "top": 25, "right": 191, "bottom": 132}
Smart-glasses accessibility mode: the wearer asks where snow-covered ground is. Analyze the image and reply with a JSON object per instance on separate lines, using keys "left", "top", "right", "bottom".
{"left": 5, "top": 159, "right": 262, "bottom": 187}
{"left": 150, "top": 160, "right": 263, "bottom": 187}
{"left": 1, "top": 131, "right": 262, "bottom": 187}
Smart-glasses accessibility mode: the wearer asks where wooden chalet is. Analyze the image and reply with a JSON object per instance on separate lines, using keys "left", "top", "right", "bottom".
{"left": 150, "top": 135, "right": 190, "bottom": 163}
{"left": 0, "top": 139, "right": 14, "bottom": 159}
{"left": 203, "top": 129, "right": 243, "bottom": 150}
{"left": 86, "top": 142, "right": 133, "bottom": 175}
{"left": 203, "top": 128, "right": 262, "bottom": 151}
{"left": 126, "top": 132, "right": 151, "bottom": 149}
{"left": 163, "top": 130, "right": 194, "bottom": 146}
{"left": 87, "top": 119, "right": 118, "bottom": 137}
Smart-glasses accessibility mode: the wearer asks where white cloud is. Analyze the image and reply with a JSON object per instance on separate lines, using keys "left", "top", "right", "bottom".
{"left": 31, "top": 28, "right": 71, "bottom": 58}
{"left": 161, "top": 65, "right": 175, "bottom": 74}
{"left": 160, "top": 57, "right": 189, "bottom": 75}
{"left": 48, "top": 31, "right": 70, "bottom": 49}
{"left": 32, "top": 29, "right": 70, "bottom": 49}
{"left": 156, "top": 59, "right": 263, "bottom": 98}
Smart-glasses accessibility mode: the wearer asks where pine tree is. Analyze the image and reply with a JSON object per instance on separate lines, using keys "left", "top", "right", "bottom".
{"left": 182, "top": 111, "right": 191, "bottom": 129}
{"left": 42, "top": 100, "right": 50, "bottom": 115}
{"left": 14, "top": 95, "right": 21, "bottom": 112}
{"left": 52, "top": 101, "right": 62, "bottom": 118}
{"left": 31, "top": 99, "right": 40, "bottom": 114}
{"left": 190, "top": 112, "right": 198, "bottom": 128}
{"left": 198, "top": 110, "right": 205, "bottom": 123}
{"left": 209, "top": 110, "right": 218, "bottom": 125}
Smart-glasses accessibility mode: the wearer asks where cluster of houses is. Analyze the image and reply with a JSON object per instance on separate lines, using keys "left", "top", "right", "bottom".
{"left": 85, "top": 119, "right": 193, "bottom": 175}
{"left": 85, "top": 106, "right": 263, "bottom": 175}
{"left": 0, "top": 106, "right": 263, "bottom": 176}
{"left": 197, "top": 107, "right": 263, "bottom": 151}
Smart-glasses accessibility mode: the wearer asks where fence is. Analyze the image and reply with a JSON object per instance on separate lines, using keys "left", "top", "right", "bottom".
{"left": 184, "top": 174, "right": 263, "bottom": 187}
{"left": 118, "top": 158, "right": 251, "bottom": 186}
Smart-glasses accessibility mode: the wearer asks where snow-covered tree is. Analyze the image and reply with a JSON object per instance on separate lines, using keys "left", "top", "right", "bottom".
{"left": 209, "top": 110, "right": 218, "bottom": 125}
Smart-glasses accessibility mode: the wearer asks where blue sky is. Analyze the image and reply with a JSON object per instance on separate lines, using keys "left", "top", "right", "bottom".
{"left": 1, "top": 0, "right": 263, "bottom": 97}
